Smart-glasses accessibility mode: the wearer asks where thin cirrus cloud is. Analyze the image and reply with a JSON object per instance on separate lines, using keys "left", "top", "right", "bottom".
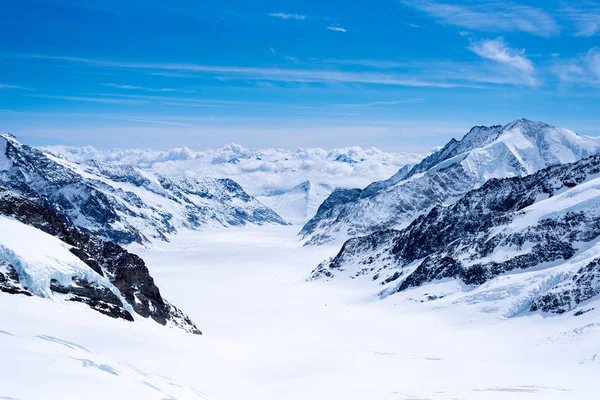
{"left": 0, "top": 83, "right": 32, "bottom": 90}
{"left": 335, "top": 99, "right": 425, "bottom": 108}
{"left": 468, "top": 37, "right": 536, "bottom": 86}
{"left": 553, "top": 48, "right": 600, "bottom": 85}
{"left": 10, "top": 54, "right": 492, "bottom": 89}
{"left": 28, "top": 94, "right": 148, "bottom": 105}
{"left": 469, "top": 38, "right": 534, "bottom": 72}
{"left": 268, "top": 13, "right": 306, "bottom": 20}
{"left": 103, "top": 83, "right": 193, "bottom": 93}
{"left": 400, "top": 0, "right": 560, "bottom": 37}
{"left": 327, "top": 26, "right": 347, "bottom": 33}
{"left": 561, "top": 4, "right": 600, "bottom": 37}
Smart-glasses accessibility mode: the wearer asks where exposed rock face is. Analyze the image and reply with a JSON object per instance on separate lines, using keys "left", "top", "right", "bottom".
{"left": 0, "top": 263, "right": 32, "bottom": 296}
{"left": 531, "top": 259, "right": 600, "bottom": 314}
{"left": 0, "top": 133, "right": 286, "bottom": 245}
{"left": 311, "top": 153, "right": 600, "bottom": 315}
{"left": 0, "top": 188, "right": 201, "bottom": 334}
{"left": 301, "top": 119, "right": 600, "bottom": 245}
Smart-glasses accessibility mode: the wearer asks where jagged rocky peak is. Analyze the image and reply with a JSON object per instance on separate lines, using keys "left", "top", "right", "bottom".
{"left": 0, "top": 188, "right": 201, "bottom": 334}
{"left": 300, "top": 119, "right": 600, "bottom": 246}
{"left": 0, "top": 133, "right": 287, "bottom": 245}
{"left": 311, "top": 152, "right": 600, "bottom": 316}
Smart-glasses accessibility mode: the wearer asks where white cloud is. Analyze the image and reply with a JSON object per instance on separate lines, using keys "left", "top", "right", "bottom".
{"left": 334, "top": 99, "right": 425, "bottom": 108}
{"left": 554, "top": 48, "right": 600, "bottom": 85}
{"left": 0, "top": 84, "right": 31, "bottom": 90}
{"left": 284, "top": 55, "right": 300, "bottom": 63}
{"left": 44, "top": 142, "right": 427, "bottom": 195}
{"left": 104, "top": 83, "right": 184, "bottom": 92}
{"left": 401, "top": 0, "right": 559, "bottom": 36}
{"left": 561, "top": 4, "right": 600, "bottom": 37}
{"left": 269, "top": 13, "right": 306, "bottom": 20}
{"left": 327, "top": 26, "right": 347, "bottom": 32}
{"left": 28, "top": 94, "right": 148, "bottom": 105}
{"left": 469, "top": 38, "right": 533, "bottom": 72}
{"left": 12, "top": 54, "right": 491, "bottom": 88}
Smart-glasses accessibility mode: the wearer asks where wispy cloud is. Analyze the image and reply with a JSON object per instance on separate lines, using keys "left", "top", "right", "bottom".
{"left": 327, "top": 26, "right": 347, "bottom": 33}
{"left": 468, "top": 37, "right": 536, "bottom": 86}
{"left": 284, "top": 55, "right": 300, "bottom": 63}
{"left": 0, "top": 83, "right": 32, "bottom": 90}
{"left": 401, "top": 0, "right": 559, "bottom": 36}
{"left": 148, "top": 71, "right": 197, "bottom": 78}
{"left": 561, "top": 3, "right": 600, "bottom": 37}
{"left": 10, "top": 54, "right": 491, "bottom": 88}
{"left": 104, "top": 83, "right": 193, "bottom": 93}
{"left": 469, "top": 38, "right": 533, "bottom": 72}
{"left": 269, "top": 13, "right": 306, "bottom": 20}
{"left": 28, "top": 94, "right": 148, "bottom": 105}
{"left": 323, "top": 59, "right": 411, "bottom": 68}
{"left": 335, "top": 99, "right": 425, "bottom": 108}
{"left": 553, "top": 48, "right": 600, "bottom": 85}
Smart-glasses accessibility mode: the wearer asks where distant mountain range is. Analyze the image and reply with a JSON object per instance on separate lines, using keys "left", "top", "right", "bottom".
{"left": 1, "top": 133, "right": 287, "bottom": 245}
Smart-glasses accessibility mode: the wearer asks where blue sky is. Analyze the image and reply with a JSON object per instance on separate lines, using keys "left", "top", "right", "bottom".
{"left": 1, "top": 0, "right": 599, "bottom": 151}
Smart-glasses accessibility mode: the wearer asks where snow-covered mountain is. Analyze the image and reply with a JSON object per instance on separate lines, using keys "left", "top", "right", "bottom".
{"left": 0, "top": 188, "right": 200, "bottom": 333}
{"left": 311, "top": 153, "right": 600, "bottom": 316}
{"left": 45, "top": 143, "right": 427, "bottom": 197}
{"left": 1, "top": 133, "right": 286, "bottom": 245}
{"left": 257, "top": 180, "right": 335, "bottom": 225}
{"left": 301, "top": 119, "right": 600, "bottom": 245}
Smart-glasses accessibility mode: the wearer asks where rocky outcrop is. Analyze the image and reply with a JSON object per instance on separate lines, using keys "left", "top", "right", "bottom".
{"left": 0, "top": 188, "right": 201, "bottom": 334}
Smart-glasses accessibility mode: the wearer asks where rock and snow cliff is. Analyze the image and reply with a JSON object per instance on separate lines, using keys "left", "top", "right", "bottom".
{"left": 0, "top": 188, "right": 200, "bottom": 333}
{"left": 311, "top": 152, "right": 600, "bottom": 316}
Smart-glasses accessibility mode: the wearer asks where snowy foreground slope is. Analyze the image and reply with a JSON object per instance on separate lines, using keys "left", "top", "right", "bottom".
{"left": 46, "top": 143, "right": 426, "bottom": 197}
{"left": 301, "top": 119, "right": 600, "bottom": 245}
{"left": 0, "top": 133, "right": 286, "bottom": 245}
{"left": 0, "top": 188, "right": 200, "bottom": 334}
{"left": 3, "top": 226, "right": 600, "bottom": 400}
{"left": 312, "top": 152, "right": 600, "bottom": 317}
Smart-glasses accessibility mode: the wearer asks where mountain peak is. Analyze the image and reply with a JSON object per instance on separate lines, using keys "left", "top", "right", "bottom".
{"left": 1, "top": 132, "right": 18, "bottom": 144}
{"left": 502, "top": 118, "right": 550, "bottom": 132}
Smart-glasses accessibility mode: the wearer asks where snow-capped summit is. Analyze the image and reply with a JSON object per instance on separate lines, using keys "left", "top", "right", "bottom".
{"left": 257, "top": 180, "right": 335, "bottom": 225}
{"left": 0, "top": 133, "right": 287, "bottom": 245}
{"left": 301, "top": 119, "right": 600, "bottom": 245}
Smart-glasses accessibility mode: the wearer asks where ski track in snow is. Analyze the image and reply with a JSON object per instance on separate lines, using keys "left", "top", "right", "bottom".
{"left": 2, "top": 226, "right": 600, "bottom": 399}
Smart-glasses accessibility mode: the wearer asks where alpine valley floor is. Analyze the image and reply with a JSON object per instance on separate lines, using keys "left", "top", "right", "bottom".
{"left": 2, "top": 225, "right": 600, "bottom": 400}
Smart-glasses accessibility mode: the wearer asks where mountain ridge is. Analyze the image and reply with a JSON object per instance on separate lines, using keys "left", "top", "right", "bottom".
{"left": 300, "top": 119, "right": 600, "bottom": 246}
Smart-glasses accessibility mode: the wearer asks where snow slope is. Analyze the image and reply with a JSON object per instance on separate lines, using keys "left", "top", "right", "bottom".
{"left": 0, "top": 188, "right": 200, "bottom": 333}
{"left": 301, "top": 119, "right": 600, "bottom": 245}
{"left": 45, "top": 143, "right": 427, "bottom": 196}
{"left": 3, "top": 226, "right": 600, "bottom": 400}
{"left": 0, "top": 215, "right": 128, "bottom": 305}
{"left": 257, "top": 180, "right": 335, "bottom": 224}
